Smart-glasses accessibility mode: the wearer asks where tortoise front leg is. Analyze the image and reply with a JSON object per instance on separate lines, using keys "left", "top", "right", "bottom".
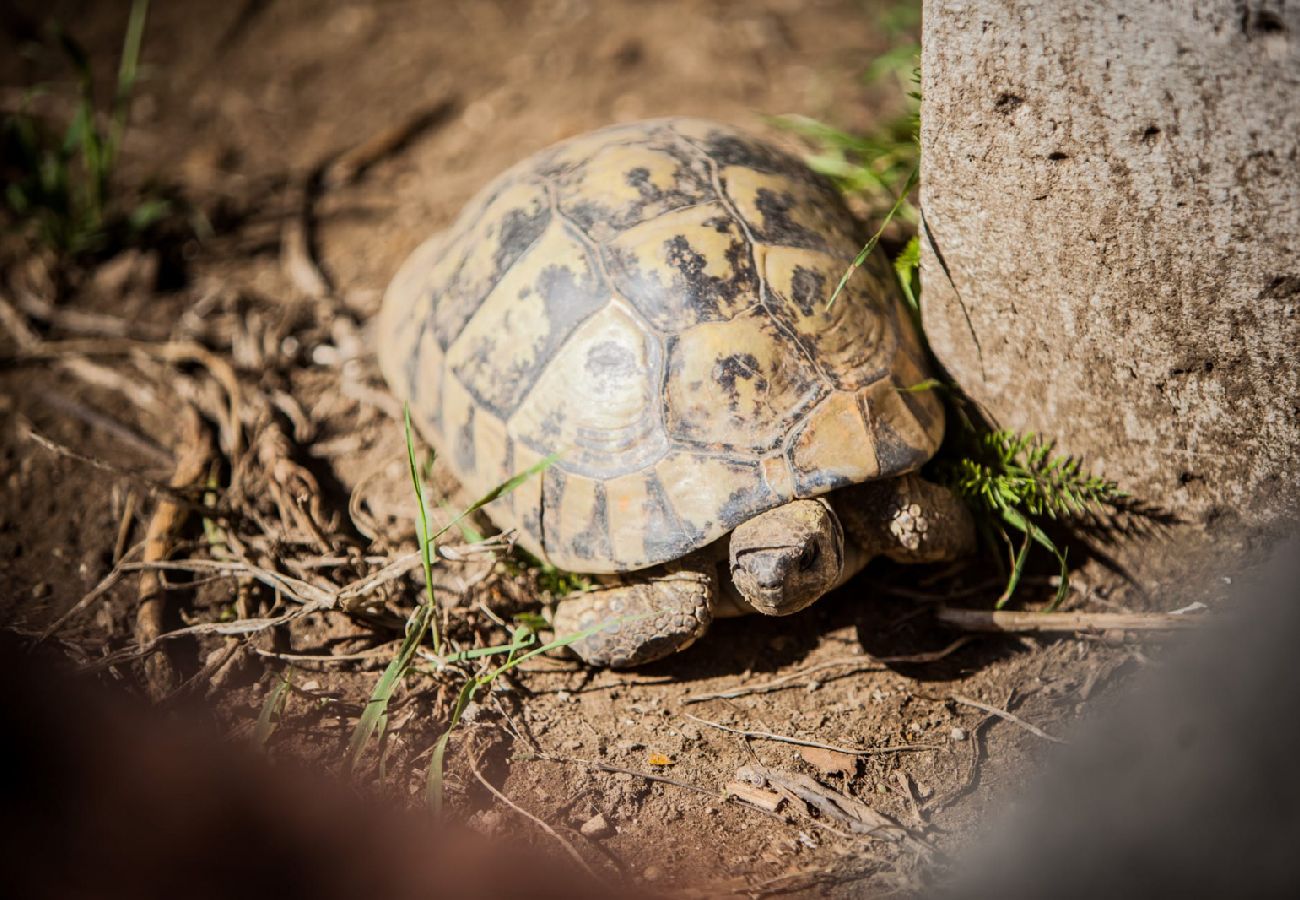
{"left": 552, "top": 564, "right": 715, "bottom": 668}
{"left": 835, "top": 473, "right": 977, "bottom": 565}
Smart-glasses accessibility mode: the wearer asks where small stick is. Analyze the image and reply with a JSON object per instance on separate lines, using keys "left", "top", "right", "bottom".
{"left": 38, "top": 555, "right": 131, "bottom": 641}
{"left": 683, "top": 637, "right": 973, "bottom": 704}
{"left": 725, "top": 780, "right": 784, "bottom": 813}
{"left": 135, "top": 406, "right": 214, "bottom": 699}
{"left": 466, "top": 753, "right": 599, "bottom": 880}
{"left": 936, "top": 606, "right": 1199, "bottom": 633}
{"left": 951, "top": 694, "right": 1064, "bottom": 744}
{"left": 684, "top": 714, "right": 943, "bottom": 756}
{"left": 113, "top": 491, "right": 137, "bottom": 564}
{"left": 252, "top": 646, "right": 397, "bottom": 664}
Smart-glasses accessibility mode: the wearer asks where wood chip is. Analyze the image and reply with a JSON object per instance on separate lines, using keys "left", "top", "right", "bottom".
{"left": 725, "top": 781, "right": 785, "bottom": 813}
{"left": 799, "top": 746, "right": 858, "bottom": 776}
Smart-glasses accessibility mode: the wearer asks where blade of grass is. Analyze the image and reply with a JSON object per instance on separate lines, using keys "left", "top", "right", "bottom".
{"left": 994, "top": 529, "right": 1032, "bottom": 609}
{"left": 347, "top": 600, "right": 434, "bottom": 768}
{"left": 403, "top": 404, "right": 441, "bottom": 655}
{"left": 107, "top": 0, "right": 149, "bottom": 173}
{"left": 253, "top": 669, "right": 293, "bottom": 748}
{"left": 827, "top": 164, "right": 919, "bottom": 309}
{"left": 351, "top": 408, "right": 557, "bottom": 771}
{"left": 430, "top": 450, "right": 560, "bottom": 544}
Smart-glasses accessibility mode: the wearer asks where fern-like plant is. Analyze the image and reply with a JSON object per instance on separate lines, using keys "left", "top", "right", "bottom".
{"left": 936, "top": 430, "right": 1126, "bottom": 607}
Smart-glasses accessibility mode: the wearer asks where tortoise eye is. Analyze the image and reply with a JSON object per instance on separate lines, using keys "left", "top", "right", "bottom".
{"left": 798, "top": 543, "right": 819, "bottom": 571}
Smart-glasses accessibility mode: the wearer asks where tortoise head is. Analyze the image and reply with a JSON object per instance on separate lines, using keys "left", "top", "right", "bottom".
{"left": 728, "top": 499, "right": 845, "bottom": 616}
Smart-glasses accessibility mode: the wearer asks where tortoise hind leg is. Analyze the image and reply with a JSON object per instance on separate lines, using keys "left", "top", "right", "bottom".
{"left": 552, "top": 565, "right": 715, "bottom": 668}
{"left": 837, "top": 473, "right": 977, "bottom": 565}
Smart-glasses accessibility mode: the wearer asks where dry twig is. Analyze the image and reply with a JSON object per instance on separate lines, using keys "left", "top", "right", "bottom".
{"left": 950, "top": 694, "right": 1064, "bottom": 744}
{"left": 466, "top": 751, "right": 599, "bottom": 880}
{"left": 936, "top": 606, "right": 1199, "bottom": 633}
{"left": 136, "top": 406, "right": 214, "bottom": 698}
{"left": 685, "top": 714, "right": 943, "bottom": 756}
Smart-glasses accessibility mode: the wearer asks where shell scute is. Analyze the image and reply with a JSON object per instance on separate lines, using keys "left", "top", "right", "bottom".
{"left": 663, "top": 310, "right": 825, "bottom": 455}
{"left": 603, "top": 202, "right": 759, "bottom": 330}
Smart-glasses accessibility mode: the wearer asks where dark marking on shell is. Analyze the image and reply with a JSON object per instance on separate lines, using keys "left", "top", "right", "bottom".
{"left": 568, "top": 482, "right": 613, "bottom": 561}
{"left": 492, "top": 206, "right": 551, "bottom": 279}
{"left": 540, "top": 466, "right": 567, "bottom": 552}
{"left": 433, "top": 194, "right": 552, "bottom": 352}
{"left": 585, "top": 339, "right": 638, "bottom": 385}
{"left": 662, "top": 230, "right": 752, "bottom": 314}
{"left": 640, "top": 473, "right": 700, "bottom": 563}
{"left": 752, "top": 188, "right": 832, "bottom": 253}
{"left": 499, "top": 436, "right": 515, "bottom": 514}
{"left": 790, "top": 460, "right": 860, "bottom": 497}
{"left": 454, "top": 401, "right": 477, "bottom": 477}
{"left": 873, "top": 418, "right": 926, "bottom": 475}
{"left": 713, "top": 352, "right": 766, "bottom": 408}
{"left": 789, "top": 266, "right": 826, "bottom": 315}
{"left": 451, "top": 240, "right": 610, "bottom": 420}
{"left": 556, "top": 141, "right": 712, "bottom": 238}
{"left": 693, "top": 132, "right": 789, "bottom": 174}
{"left": 715, "top": 465, "right": 776, "bottom": 526}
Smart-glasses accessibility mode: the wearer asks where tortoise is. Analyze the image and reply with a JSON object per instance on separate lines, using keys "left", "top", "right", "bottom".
{"left": 377, "top": 118, "right": 975, "bottom": 667}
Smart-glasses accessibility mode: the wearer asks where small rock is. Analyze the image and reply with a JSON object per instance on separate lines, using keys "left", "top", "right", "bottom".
{"left": 950, "top": 726, "right": 968, "bottom": 741}
{"left": 31, "top": 581, "right": 51, "bottom": 599}
{"left": 579, "top": 813, "right": 612, "bottom": 839}
{"left": 643, "top": 865, "right": 663, "bottom": 882}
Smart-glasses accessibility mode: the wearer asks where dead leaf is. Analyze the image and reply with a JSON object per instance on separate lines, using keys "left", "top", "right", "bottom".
{"left": 647, "top": 752, "right": 674, "bottom": 766}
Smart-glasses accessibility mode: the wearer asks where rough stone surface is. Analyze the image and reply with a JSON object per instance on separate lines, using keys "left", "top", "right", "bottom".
{"left": 920, "top": 0, "right": 1299, "bottom": 530}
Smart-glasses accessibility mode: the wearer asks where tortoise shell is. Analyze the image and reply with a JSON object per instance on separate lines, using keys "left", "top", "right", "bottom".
{"left": 378, "top": 118, "right": 942, "bottom": 574}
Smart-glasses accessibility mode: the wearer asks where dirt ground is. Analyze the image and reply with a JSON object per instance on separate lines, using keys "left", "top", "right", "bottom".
{"left": 0, "top": 1, "right": 1241, "bottom": 895}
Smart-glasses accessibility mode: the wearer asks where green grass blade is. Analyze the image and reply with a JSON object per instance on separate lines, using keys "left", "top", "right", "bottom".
{"left": 347, "top": 601, "right": 433, "bottom": 768}
{"left": 108, "top": 0, "right": 149, "bottom": 170}
{"left": 827, "top": 164, "right": 919, "bottom": 309}
{"left": 425, "top": 677, "right": 479, "bottom": 815}
{"left": 994, "top": 529, "right": 1033, "bottom": 609}
{"left": 404, "top": 403, "right": 441, "bottom": 655}
{"left": 430, "top": 450, "right": 559, "bottom": 543}
{"left": 253, "top": 670, "right": 293, "bottom": 748}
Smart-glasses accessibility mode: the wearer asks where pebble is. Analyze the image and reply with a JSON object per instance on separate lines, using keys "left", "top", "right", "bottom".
{"left": 579, "top": 813, "right": 612, "bottom": 839}
{"left": 643, "top": 866, "right": 663, "bottom": 882}
{"left": 31, "top": 581, "right": 51, "bottom": 599}
{"left": 950, "top": 726, "right": 968, "bottom": 741}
